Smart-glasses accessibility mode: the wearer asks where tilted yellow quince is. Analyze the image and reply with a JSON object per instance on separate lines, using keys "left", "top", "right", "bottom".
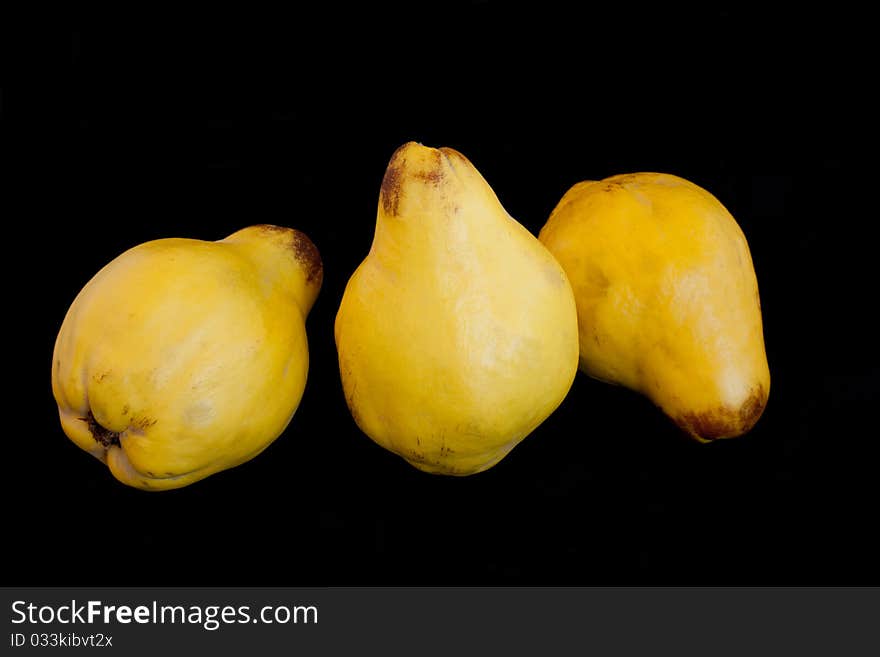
{"left": 539, "top": 173, "right": 769, "bottom": 441}
{"left": 52, "top": 224, "right": 322, "bottom": 490}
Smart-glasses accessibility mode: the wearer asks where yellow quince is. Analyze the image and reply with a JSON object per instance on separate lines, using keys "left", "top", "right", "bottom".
{"left": 51, "top": 224, "right": 322, "bottom": 490}
{"left": 539, "top": 173, "right": 769, "bottom": 441}
{"left": 335, "top": 142, "right": 579, "bottom": 475}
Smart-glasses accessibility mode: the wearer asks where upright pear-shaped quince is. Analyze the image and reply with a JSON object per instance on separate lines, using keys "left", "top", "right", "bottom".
{"left": 335, "top": 142, "right": 579, "bottom": 475}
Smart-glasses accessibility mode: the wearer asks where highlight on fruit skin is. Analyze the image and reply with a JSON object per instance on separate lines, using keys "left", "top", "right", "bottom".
{"left": 538, "top": 172, "right": 769, "bottom": 442}
{"left": 334, "top": 141, "right": 580, "bottom": 475}
{"left": 51, "top": 224, "right": 322, "bottom": 490}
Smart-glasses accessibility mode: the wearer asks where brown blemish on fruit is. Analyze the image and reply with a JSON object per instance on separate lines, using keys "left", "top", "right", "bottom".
{"left": 738, "top": 384, "right": 767, "bottom": 432}
{"left": 414, "top": 149, "right": 444, "bottom": 185}
{"left": 122, "top": 404, "right": 129, "bottom": 415}
{"left": 253, "top": 223, "right": 289, "bottom": 237}
{"left": 380, "top": 160, "right": 403, "bottom": 216}
{"left": 438, "top": 146, "right": 466, "bottom": 167}
{"left": 251, "top": 224, "right": 322, "bottom": 285}
{"left": 675, "top": 384, "right": 767, "bottom": 442}
{"left": 678, "top": 410, "right": 733, "bottom": 442}
{"left": 134, "top": 416, "right": 157, "bottom": 430}
{"left": 84, "top": 410, "right": 120, "bottom": 448}
{"left": 415, "top": 167, "right": 443, "bottom": 185}
{"left": 381, "top": 145, "right": 452, "bottom": 215}
{"left": 601, "top": 179, "right": 623, "bottom": 193}
{"left": 291, "top": 229, "right": 323, "bottom": 285}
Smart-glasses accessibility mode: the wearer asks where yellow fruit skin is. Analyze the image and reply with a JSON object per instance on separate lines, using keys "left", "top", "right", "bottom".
{"left": 335, "top": 142, "right": 579, "bottom": 475}
{"left": 51, "top": 225, "right": 322, "bottom": 490}
{"left": 538, "top": 173, "right": 769, "bottom": 442}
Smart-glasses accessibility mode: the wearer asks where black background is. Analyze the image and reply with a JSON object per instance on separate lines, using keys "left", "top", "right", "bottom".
{"left": 6, "top": 6, "right": 878, "bottom": 585}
